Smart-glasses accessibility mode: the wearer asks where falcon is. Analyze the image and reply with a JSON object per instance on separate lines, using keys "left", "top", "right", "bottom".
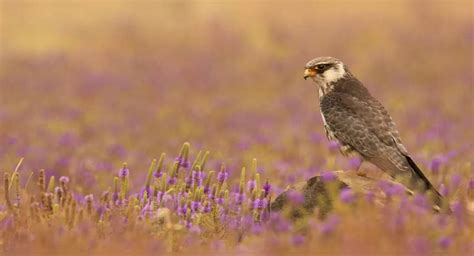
{"left": 303, "top": 56, "right": 444, "bottom": 208}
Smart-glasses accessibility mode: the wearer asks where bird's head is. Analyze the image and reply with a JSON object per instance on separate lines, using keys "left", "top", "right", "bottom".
{"left": 304, "top": 57, "right": 348, "bottom": 86}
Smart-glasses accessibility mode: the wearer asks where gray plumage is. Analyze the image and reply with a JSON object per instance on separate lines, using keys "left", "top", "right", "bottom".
{"left": 304, "top": 57, "right": 443, "bottom": 208}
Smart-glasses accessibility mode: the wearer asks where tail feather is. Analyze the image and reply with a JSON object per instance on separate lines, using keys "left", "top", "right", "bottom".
{"left": 405, "top": 155, "right": 445, "bottom": 209}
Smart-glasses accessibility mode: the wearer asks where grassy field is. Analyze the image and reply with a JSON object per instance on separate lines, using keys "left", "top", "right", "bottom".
{"left": 1, "top": 1, "right": 473, "bottom": 254}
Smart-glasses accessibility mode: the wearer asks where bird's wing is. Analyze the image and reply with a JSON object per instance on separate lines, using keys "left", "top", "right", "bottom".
{"left": 339, "top": 93, "right": 408, "bottom": 155}
{"left": 320, "top": 92, "right": 387, "bottom": 158}
{"left": 364, "top": 97, "right": 408, "bottom": 155}
{"left": 320, "top": 92, "right": 411, "bottom": 173}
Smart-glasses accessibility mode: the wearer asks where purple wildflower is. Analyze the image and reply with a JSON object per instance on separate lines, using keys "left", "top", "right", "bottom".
{"left": 437, "top": 215, "right": 448, "bottom": 228}
{"left": 59, "top": 176, "right": 70, "bottom": 184}
{"left": 411, "top": 237, "right": 430, "bottom": 254}
{"left": 194, "top": 171, "right": 203, "bottom": 187}
{"left": 235, "top": 193, "right": 245, "bottom": 205}
{"left": 108, "top": 144, "right": 127, "bottom": 158}
{"left": 413, "top": 194, "right": 429, "bottom": 210}
{"left": 310, "top": 132, "right": 324, "bottom": 143}
{"left": 203, "top": 185, "right": 210, "bottom": 194}
{"left": 287, "top": 190, "right": 304, "bottom": 204}
{"left": 391, "top": 183, "right": 406, "bottom": 196}
{"left": 189, "top": 225, "right": 201, "bottom": 234}
{"left": 379, "top": 181, "right": 405, "bottom": 197}
{"left": 167, "top": 176, "right": 177, "bottom": 185}
{"left": 141, "top": 203, "right": 152, "bottom": 217}
{"left": 263, "top": 181, "right": 271, "bottom": 197}
{"left": 247, "top": 180, "right": 256, "bottom": 192}
{"left": 366, "top": 191, "right": 375, "bottom": 203}
{"left": 242, "top": 215, "right": 253, "bottom": 228}
{"left": 141, "top": 186, "right": 151, "bottom": 198}
{"left": 217, "top": 169, "right": 228, "bottom": 183}
{"left": 228, "top": 218, "right": 241, "bottom": 230}
{"left": 319, "top": 215, "right": 340, "bottom": 235}
{"left": 54, "top": 186, "right": 63, "bottom": 194}
{"left": 96, "top": 205, "right": 106, "bottom": 218}
{"left": 208, "top": 191, "right": 215, "bottom": 201}
{"left": 156, "top": 191, "right": 163, "bottom": 204}
{"left": 185, "top": 174, "right": 193, "bottom": 188}
{"left": 348, "top": 157, "right": 362, "bottom": 170}
{"left": 269, "top": 213, "right": 291, "bottom": 232}
{"left": 321, "top": 171, "right": 337, "bottom": 182}
{"left": 339, "top": 188, "right": 355, "bottom": 204}
{"left": 447, "top": 150, "right": 459, "bottom": 159}
{"left": 1, "top": 216, "right": 13, "bottom": 230}
{"left": 430, "top": 156, "right": 444, "bottom": 174}
{"left": 450, "top": 174, "right": 461, "bottom": 189}
{"left": 178, "top": 206, "right": 187, "bottom": 216}
{"left": 286, "top": 175, "right": 296, "bottom": 184}
{"left": 181, "top": 161, "right": 190, "bottom": 168}
{"left": 253, "top": 198, "right": 267, "bottom": 209}
{"left": 153, "top": 170, "right": 162, "bottom": 178}
{"left": 392, "top": 212, "right": 405, "bottom": 230}
{"left": 328, "top": 140, "right": 340, "bottom": 152}
{"left": 216, "top": 197, "right": 225, "bottom": 205}
{"left": 112, "top": 192, "right": 119, "bottom": 204}
{"left": 118, "top": 166, "right": 129, "bottom": 178}
{"left": 292, "top": 234, "right": 305, "bottom": 246}
{"left": 203, "top": 203, "right": 211, "bottom": 213}
{"left": 438, "top": 236, "right": 452, "bottom": 249}
{"left": 175, "top": 156, "right": 190, "bottom": 168}
{"left": 191, "top": 201, "right": 201, "bottom": 212}
{"left": 59, "top": 133, "right": 77, "bottom": 147}
{"left": 451, "top": 201, "right": 463, "bottom": 221}
{"left": 251, "top": 223, "right": 263, "bottom": 234}
{"left": 251, "top": 198, "right": 259, "bottom": 208}
{"left": 185, "top": 220, "right": 192, "bottom": 229}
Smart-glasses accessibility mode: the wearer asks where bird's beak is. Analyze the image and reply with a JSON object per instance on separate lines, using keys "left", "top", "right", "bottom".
{"left": 304, "top": 68, "right": 316, "bottom": 80}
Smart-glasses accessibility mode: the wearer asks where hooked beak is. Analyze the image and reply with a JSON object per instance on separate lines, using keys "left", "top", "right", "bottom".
{"left": 304, "top": 68, "right": 316, "bottom": 80}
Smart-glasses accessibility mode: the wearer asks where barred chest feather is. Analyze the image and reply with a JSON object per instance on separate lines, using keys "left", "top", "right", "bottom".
{"left": 318, "top": 82, "right": 337, "bottom": 141}
{"left": 320, "top": 111, "right": 355, "bottom": 156}
{"left": 319, "top": 84, "right": 355, "bottom": 157}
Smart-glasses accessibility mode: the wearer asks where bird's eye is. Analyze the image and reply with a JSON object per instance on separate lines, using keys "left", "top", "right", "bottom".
{"left": 316, "top": 64, "right": 327, "bottom": 70}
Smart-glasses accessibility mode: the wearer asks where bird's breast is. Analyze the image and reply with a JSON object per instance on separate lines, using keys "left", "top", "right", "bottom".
{"left": 320, "top": 107, "right": 356, "bottom": 157}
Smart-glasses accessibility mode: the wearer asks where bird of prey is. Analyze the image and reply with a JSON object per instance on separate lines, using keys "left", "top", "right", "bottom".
{"left": 303, "top": 56, "right": 444, "bottom": 208}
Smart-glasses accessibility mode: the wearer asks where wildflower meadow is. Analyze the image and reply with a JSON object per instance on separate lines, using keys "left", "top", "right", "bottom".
{"left": 1, "top": 1, "right": 473, "bottom": 255}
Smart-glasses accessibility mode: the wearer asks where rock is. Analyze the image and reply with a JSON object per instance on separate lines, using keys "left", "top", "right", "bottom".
{"left": 270, "top": 171, "right": 410, "bottom": 219}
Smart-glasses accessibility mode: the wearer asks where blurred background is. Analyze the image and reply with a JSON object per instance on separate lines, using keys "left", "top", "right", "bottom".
{"left": 1, "top": 0, "right": 472, "bottom": 194}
